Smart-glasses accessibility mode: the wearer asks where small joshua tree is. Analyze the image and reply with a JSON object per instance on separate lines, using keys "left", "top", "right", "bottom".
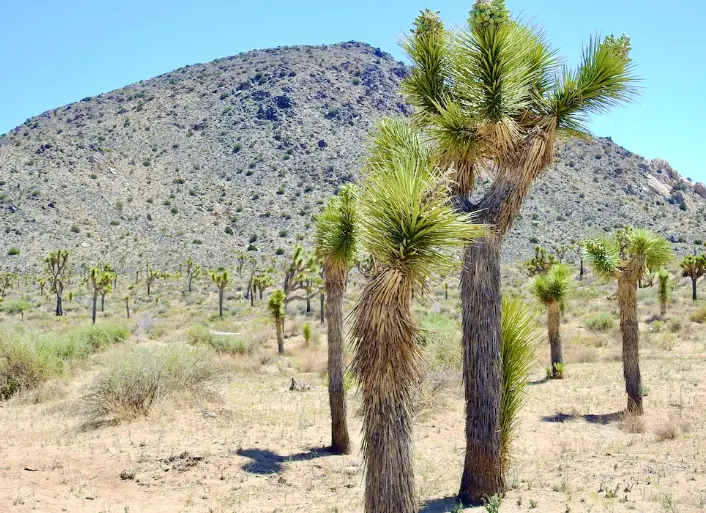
{"left": 37, "top": 277, "right": 47, "bottom": 296}
{"left": 657, "top": 269, "right": 670, "bottom": 318}
{"left": 574, "top": 241, "right": 587, "bottom": 281}
{"left": 680, "top": 254, "right": 706, "bottom": 301}
{"left": 210, "top": 269, "right": 230, "bottom": 318}
{"left": 184, "top": 256, "right": 202, "bottom": 293}
{"left": 268, "top": 289, "right": 286, "bottom": 354}
{"left": 283, "top": 246, "right": 319, "bottom": 308}
{"left": 0, "top": 272, "right": 15, "bottom": 299}
{"left": 524, "top": 246, "right": 557, "bottom": 277}
{"left": 145, "top": 264, "right": 166, "bottom": 296}
{"left": 253, "top": 269, "right": 275, "bottom": 300}
{"left": 235, "top": 250, "right": 247, "bottom": 277}
{"left": 531, "top": 264, "right": 572, "bottom": 378}
{"left": 45, "top": 250, "right": 70, "bottom": 316}
{"left": 87, "top": 265, "right": 116, "bottom": 324}
{"left": 586, "top": 227, "right": 672, "bottom": 414}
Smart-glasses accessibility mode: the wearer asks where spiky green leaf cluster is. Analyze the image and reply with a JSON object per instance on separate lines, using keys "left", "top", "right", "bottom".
{"left": 500, "top": 296, "right": 539, "bottom": 472}
{"left": 469, "top": 0, "right": 510, "bottom": 29}
{"left": 681, "top": 254, "right": 706, "bottom": 279}
{"left": 657, "top": 269, "right": 670, "bottom": 304}
{"left": 209, "top": 269, "right": 230, "bottom": 289}
{"left": 531, "top": 263, "right": 572, "bottom": 305}
{"left": 359, "top": 120, "right": 488, "bottom": 288}
{"left": 314, "top": 183, "right": 359, "bottom": 270}
{"left": 267, "top": 289, "right": 286, "bottom": 320}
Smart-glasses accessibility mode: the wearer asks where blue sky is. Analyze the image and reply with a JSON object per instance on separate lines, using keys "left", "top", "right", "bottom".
{"left": 1, "top": 1, "right": 704, "bottom": 180}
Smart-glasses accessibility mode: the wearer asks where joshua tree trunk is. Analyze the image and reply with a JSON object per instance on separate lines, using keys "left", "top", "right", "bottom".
{"left": 306, "top": 296, "right": 311, "bottom": 313}
{"left": 579, "top": 257, "right": 585, "bottom": 281}
{"left": 147, "top": 281, "right": 151, "bottom": 296}
{"left": 92, "top": 290, "right": 98, "bottom": 325}
{"left": 459, "top": 235, "right": 504, "bottom": 503}
{"left": 259, "top": 287, "right": 263, "bottom": 300}
{"left": 249, "top": 275, "right": 255, "bottom": 307}
{"left": 619, "top": 275, "right": 643, "bottom": 414}
{"left": 325, "top": 267, "right": 351, "bottom": 455}
{"left": 276, "top": 318, "right": 284, "bottom": 354}
{"left": 445, "top": 282, "right": 448, "bottom": 299}
{"left": 660, "top": 296, "right": 667, "bottom": 318}
{"left": 547, "top": 301, "right": 562, "bottom": 378}
{"left": 691, "top": 277, "right": 698, "bottom": 301}
{"left": 218, "top": 289, "right": 224, "bottom": 318}
{"left": 55, "top": 283, "right": 64, "bottom": 317}
{"left": 320, "top": 291, "right": 325, "bottom": 325}
{"left": 188, "top": 276, "right": 193, "bottom": 293}
{"left": 352, "top": 269, "right": 419, "bottom": 513}
{"left": 135, "top": 270, "right": 139, "bottom": 285}
{"left": 100, "top": 293, "right": 106, "bottom": 312}
{"left": 125, "top": 298, "right": 130, "bottom": 319}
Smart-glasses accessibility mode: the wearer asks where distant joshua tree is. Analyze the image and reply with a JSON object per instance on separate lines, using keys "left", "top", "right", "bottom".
{"left": 315, "top": 183, "right": 359, "bottom": 455}
{"left": 656, "top": 269, "right": 670, "bottom": 318}
{"left": 0, "top": 272, "right": 15, "bottom": 299}
{"left": 124, "top": 295, "right": 131, "bottom": 319}
{"left": 45, "top": 250, "right": 70, "bottom": 316}
{"left": 524, "top": 246, "right": 557, "bottom": 277}
{"left": 532, "top": 264, "right": 571, "bottom": 378}
{"left": 574, "top": 241, "right": 587, "bottom": 281}
{"left": 267, "top": 289, "right": 286, "bottom": 354}
{"left": 586, "top": 227, "right": 672, "bottom": 414}
{"left": 235, "top": 250, "right": 247, "bottom": 277}
{"left": 145, "top": 264, "right": 167, "bottom": 296}
{"left": 184, "top": 256, "right": 202, "bottom": 293}
{"left": 37, "top": 277, "right": 47, "bottom": 296}
{"left": 87, "top": 265, "right": 116, "bottom": 324}
{"left": 680, "top": 254, "right": 706, "bottom": 301}
{"left": 209, "top": 269, "right": 230, "bottom": 318}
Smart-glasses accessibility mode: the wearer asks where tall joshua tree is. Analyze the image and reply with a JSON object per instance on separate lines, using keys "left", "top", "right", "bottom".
{"left": 87, "top": 265, "right": 116, "bottom": 324}
{"left": 680, "top": 254, "right": 706, "bottom": 301}
{"left": 531, "top": 263, "right": 571, "bottom": 378}
{"left": 586, "top": 227, "right": 672, "bottom": 414}
{"left": 656, "top": 269, "right": 670, "bottom": 318}
{"left": 352, "top": 119, "right": 486, "bottom": 513}
{"left": 210, "top": 269, "right": 230, "bottom": 319}
{"left": 184, "top": 256, "right": 202, "bottom": 293}
{"left": 315, "top": 183, "right": 359, "bottom": 455}
{"left": 268, "top": 289, "right": 286, "bottom": 354}
{"left": 402, "top": 4, "right": 637, "bottom": 500}
{"left": 45, "top": 250, "right": 70, "bottom": 316}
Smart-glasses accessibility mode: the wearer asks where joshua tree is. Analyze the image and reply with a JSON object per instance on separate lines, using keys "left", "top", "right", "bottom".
{"left": 586, "top": 227, "right": 672, "bottom": 414}
{"left": 184, "top": 256, "right": 202, "bottom": 293}
{"left": 314, "top": 183, "right": 359, "bottom": 455}
{"left": 402, "top": 4, "right": 637, "bottom": 500}
{"left": 37, "top": 277, "right": 47, "bottom": 296}
{"left": 145, "top": 264, "right": 166, "bottom": 296}
{"left": 268, "top": 289, "right": 286, "bottom": 354}
{"left": 87, "top": 265, "right": 116, "bottom": 324}
{"left": 531, "top": 264, "right": 571, "bottom": 378}
{"left": 45, "top": 250, "right": 71, "bottom": 316}
{"left": 210, "top": 269, "right": 230, "bottom": 319}
{"left": 124, "top": 295, "right": 131, "bottom": 319}
{"left": 352, "top": 119, "right": 486, "bottom": 513}
{"left": 552, "top": 244, "right": 572, "bottom": 264}
{"left": 0, "top": 272, "right": 15, "bottom": 299}
{"left": 680, "top": 254, "right": 706, "bottom": 301}
{"left": 574, "top": 241, "right": 587, "bottom": 281}
{"left": 235, "top": 250, "right": 247, "bottom": 277}
{"left": 253, "top": 269, "right": 275, "bottom": 300}
{"left": 283, "top": 246, "right": 319, "bottom": 308}
{"left": 657, "top": 269, "right": 670, "bottom": 318}
{"left": 524, "top": 246, "right": 557, "bottom": 277}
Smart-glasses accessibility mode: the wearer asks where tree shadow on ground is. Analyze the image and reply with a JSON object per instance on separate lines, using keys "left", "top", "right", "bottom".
{"left": 419, "top": 497, "right": 461, "bottom": 513}
{"left": 528, "top": 376, "right": 550, "bottom": 386}
{"left": 236, "top": 446, "right": 334, "bottom": 474}
{"left": 541, "top": 411, "right": 624, "bottom": 425}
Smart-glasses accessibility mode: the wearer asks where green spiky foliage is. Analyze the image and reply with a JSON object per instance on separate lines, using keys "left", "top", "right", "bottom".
{"left": 252, "top": 269, "right": 275, "bottom": 301}
{"left": 656, "top": 269, "right": 670, "bottom": 318}
{"left": 44, "top": 250, "right": 71, "bottom": 316}
{"left": 268, "top": 289, "right": 286, "bottom": 354}
{"left": 314, "top": 182, "right": 359, "bottom": 455}
{"left": 0, "top": 272, "right": 15, "bottom": 299}
{"left": 402, "top": 5, "right": 638, "bottom": 500}
{"left": 680, "top": 254, "right": 706, "bottom": 301}
{"left": 184, "top": 256, "right": 202, "bottom": 293}
{"left": 499, "top": 296, "right": 539, "bottom": 473}
{"left": 531, "top": 263, "right": 571, "bottom": 378}
{"left": 524, "top": 246, "right": 558, "bottom": 277}
{"left": 37, "top": 277, "right": 47, "bottom": 296}
{"left": 209, "top": 269, "right": 230, "bottom": 319}
{"left": 586, "top": 227, "right": 672, "bottom": 414}
{"left": 351, "top": 118, "right": 487, "bottom": 513}
{"left": 235, "top": 250, "right": 247, "bottom": 277}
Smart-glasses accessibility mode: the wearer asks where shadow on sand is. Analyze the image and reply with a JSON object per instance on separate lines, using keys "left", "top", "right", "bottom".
{"left": 236, "top": 446, "right": 334, "bottom": 474}
{"left": 541, "top": 410, "right": 625, "bottom": 425}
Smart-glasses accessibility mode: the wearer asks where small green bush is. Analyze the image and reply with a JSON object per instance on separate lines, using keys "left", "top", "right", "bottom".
{"left": 302, "top": 323, "right": 312, "bottom": 346}
{"left": 187, "top": 325, "right": 251, "bottom": 355}
{"left": 0, "top": 300, "right": 34, "bottom": 317}
{"left": 7, "top": 247, "right": 19, "bottom": 256}
{"left": 584, "top": 311, "right": 616, "bottom": 331}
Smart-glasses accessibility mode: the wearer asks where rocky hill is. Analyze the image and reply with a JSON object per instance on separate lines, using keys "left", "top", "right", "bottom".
{"left": 1, "top": 42, "right": 704, "bottom": 273}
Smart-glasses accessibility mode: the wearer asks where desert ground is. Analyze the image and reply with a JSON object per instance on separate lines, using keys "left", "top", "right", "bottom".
{"left": 1, "top": 264, "right": 705, "bottom": 513}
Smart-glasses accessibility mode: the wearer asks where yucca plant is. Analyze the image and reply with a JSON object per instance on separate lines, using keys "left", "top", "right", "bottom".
{"left": 351, "top": 119, "right": 487, "bottom": 513}
{"left": 586, "top": 227, "right": 672, "bottom": 414}
{"left": 680, "top": 254, "right": 706, "bottom": 301}
{"left": 87, "top": 265, "right": 116, "bottom": 324}
{"left": 402, "top": 3, "right": 637, "bottom": 501}
{"left": 657, "top": 269, "right": 670, "bottom": 318}
{"left": 268, "top": 289, "right": 286, "bottom": 354}
{"left": 0, "top": 272, "right": 15, "bottom": 299}
{"left": 184, "top": 256, "right": 201, "bottom": 293}
{"left": 45, "top": 249, "right": 70, "bottom": 316}
{"left": 531, "top": 264, "right": 571, "bottom": 378}
{"left": 209, "top": 269, "right": 230, "bottom": 319}
{"left": 499, "top": 296, "right": 539, "bottom": 473}
{"left": 314, "top": 183, "right": 359, "bottom": 455}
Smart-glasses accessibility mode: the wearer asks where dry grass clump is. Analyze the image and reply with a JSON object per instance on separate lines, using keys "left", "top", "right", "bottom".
{"left": 653, "top": 420, "right": 678, "bottom": 441}
{"left": 186, "top": 324, "right": 252, "bottom": 355}
{"left": 83, "top": 344, "right": 222, "bottom": 422}
{"left": 689, "top": 307, "right": 706, "bottom": 324}
{"left": 619, "top": 413, "right": 645, "bottom": 433}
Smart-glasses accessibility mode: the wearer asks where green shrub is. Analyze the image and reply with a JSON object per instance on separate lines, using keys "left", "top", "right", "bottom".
{"left": 0, "top": 300, "right": 34, "bottom": 318}
{"left": 83, "top": 344, "right": 221, "bottom": 421}
{"left": 187, "top": 325, "right": 251, "bottom": 355}
{"left": 302, "top": 323, "right": 312, "bottom": 346}
{"left": 7, "top": 247, "right": 19, "bottom": 256}
{"left": 584, "top": 311, "right": 616, "bottom": 331}
{"left": 690, "top": 308, "right": 706, "bottom": 324}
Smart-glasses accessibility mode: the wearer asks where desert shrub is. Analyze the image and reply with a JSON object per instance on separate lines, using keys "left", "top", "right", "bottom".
{"left": 83, "top": 344, "right": 221, "bottom": 421}
{"left": 302, "top": 323, "right": 312, "bottom": 345}
{"left": 689, "top": 308, "right": 706, "bottom": 324}
{"left": 0, "top": 300, "right": 34, "bottom": 317}
{"left": 584, "top": 311, "right": 616, "bottom": 331}
{"left": 186, "top": 325, "right": 250, "bottom": 355}
{"left": 7, "top": 247, "right": 19, "bottom": 256}
{"left": 667, "top": 318, "right": 682, "bottom": 333}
